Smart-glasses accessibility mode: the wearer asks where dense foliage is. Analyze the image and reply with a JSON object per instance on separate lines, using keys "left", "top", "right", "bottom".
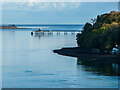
{"left": 76, "top": 11, "right": 120, "bottom": 52}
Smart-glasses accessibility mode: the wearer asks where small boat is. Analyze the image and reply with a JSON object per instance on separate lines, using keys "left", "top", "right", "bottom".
{"left": 33, "top": 28, "right": 44, "bottom": 34}
{"left": 31, "top": 28, "right": 53, "bottom": 35}
{"left": 33, "top": 30, "right": 44, "bottom": 34}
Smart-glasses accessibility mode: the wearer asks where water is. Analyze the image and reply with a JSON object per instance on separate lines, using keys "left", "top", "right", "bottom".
{"left": 3, "top": 24, "right": 84, "bottom": 30}
{"left": 1, "top": 26, "right": 119, "bottom": 88}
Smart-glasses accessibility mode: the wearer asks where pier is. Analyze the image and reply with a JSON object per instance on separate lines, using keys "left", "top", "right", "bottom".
{"left": 31, "top": 30, "right": 82, "bottom": 35}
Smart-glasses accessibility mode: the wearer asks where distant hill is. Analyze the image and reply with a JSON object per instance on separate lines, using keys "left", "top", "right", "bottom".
{"left": 76, "top": 11, "right": 120, "bottom": 52}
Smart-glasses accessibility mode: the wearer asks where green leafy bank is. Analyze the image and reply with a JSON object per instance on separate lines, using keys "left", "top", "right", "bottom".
{"left": 76, "top": 11, "right": 120, "bottom": 52}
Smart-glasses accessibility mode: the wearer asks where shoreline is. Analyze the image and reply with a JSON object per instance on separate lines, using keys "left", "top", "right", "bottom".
{"left": 0, "top": 26, "right": 17, "bottom": 29}
{"left": 53, "top": 47, "right": 120, "bottom": 63}
{"left": 0, "top": 26, "right": 30, "bottom": 29}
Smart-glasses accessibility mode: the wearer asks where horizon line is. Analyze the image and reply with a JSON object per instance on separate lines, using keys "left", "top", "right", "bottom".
{"left": 1, "top": 23, "right": 85, "bottom": 25}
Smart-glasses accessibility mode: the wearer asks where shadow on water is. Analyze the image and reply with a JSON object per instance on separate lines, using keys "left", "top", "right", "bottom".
{"left": 77, "top": 57, "right": 120, "bottom": 76}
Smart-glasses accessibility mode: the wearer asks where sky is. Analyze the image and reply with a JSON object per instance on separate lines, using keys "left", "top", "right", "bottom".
{"left": 1, "top": 0, "right": 120, "bottom": 2}
{"left": 1, "top": 1, "right": 119, "bottom": 24}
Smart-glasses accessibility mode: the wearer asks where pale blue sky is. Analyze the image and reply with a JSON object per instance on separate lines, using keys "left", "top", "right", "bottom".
{"left": 2, "top": 2, "right": 118, "bottom": 24}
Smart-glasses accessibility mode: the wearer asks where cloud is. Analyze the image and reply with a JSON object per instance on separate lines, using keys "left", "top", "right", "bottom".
{"left": 2, "top": 0, "right": 118, "bottom": 11}
{"left": 60, "top": 3, "right": 66, "bottom": 8}
{"left": 53, "top": 3, "right": 57, "bottom": 8}
{"left": 1, "top": 0, "right": 119, "bottom": 2}
{"left": 2, "top": 2, "right": 81, "bottom": 11}
{"left": 74, "top": 2, "right": 80, "bottom": 8}
{"left": 28, "top": 0, "right": 34, "bottom": 7}
{"left": 4, "top": 0, "right": 117, "bottom": 12}
{"left": 27, "top": 2, "right": 80, "bottom": 10}
{"left": 28, "top": 0, "right": 40, "bottom": 7}
{"left": 39, "top": 3, "right": 50, "bottom": 9}
{"left": 26, "top": 2, "right": 80, "bottom": 11}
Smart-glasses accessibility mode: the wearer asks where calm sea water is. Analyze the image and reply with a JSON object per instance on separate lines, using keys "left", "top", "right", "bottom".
{"left": 1, "top": 25, "right": 119, "bottom": 88}
{"left": 4, "top": 24, "right": 84, "bottom": 30}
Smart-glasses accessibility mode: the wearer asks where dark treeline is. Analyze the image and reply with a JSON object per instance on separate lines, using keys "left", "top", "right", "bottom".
{"left": 76, "top": 11, "right": 120, "bottom": 52}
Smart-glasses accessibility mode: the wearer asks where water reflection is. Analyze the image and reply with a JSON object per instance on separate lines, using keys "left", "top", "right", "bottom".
{"left": 32, "top": 33, "right": 53, "bottom": 39}
{"left": 32, "top": 32, "right": 77, "bottom": 38}
{"left": 34, "top": 33, "right": 53, "bottom": 37}
{"left": 77, "top": 57, "right": 120, "bottom": 76}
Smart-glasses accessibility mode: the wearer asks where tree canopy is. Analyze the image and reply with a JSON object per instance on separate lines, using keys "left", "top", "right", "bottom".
{"left": 76, "top": 11, "right": 120, "bottom": 52}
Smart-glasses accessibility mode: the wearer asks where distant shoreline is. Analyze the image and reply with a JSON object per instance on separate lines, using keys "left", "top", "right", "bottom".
{"left": 0, "top": 24, "right": 84, "bottom": 29}
{"left": 0, "top": 26, "right": 30, "bottom": 29}
{"left": 0, "top": 26, "right": 17, "bottom": 29}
